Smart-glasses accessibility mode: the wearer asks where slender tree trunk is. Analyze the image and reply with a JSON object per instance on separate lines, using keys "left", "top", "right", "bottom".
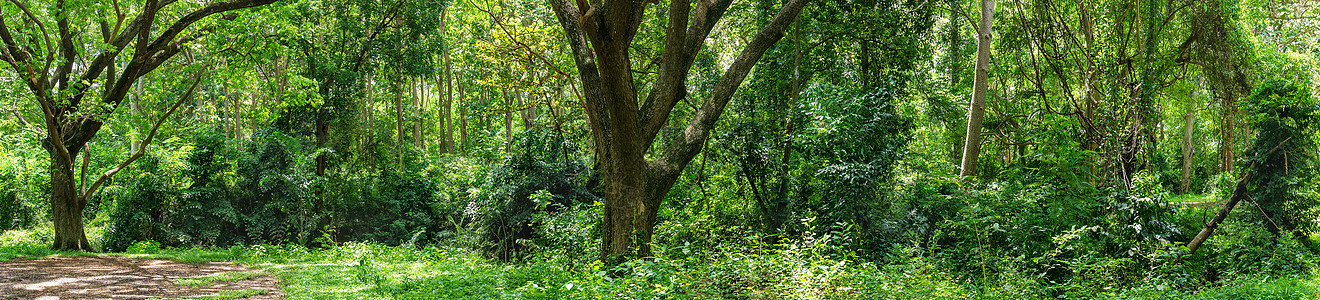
{"left": 1080, "top": 0, "right": 1100, "bottom": 180}
{"left": 460, "top": 83, "right": 468, "bottom": 154}
{"left": 504, "top": 90, "right": 513, "bottom": 152}
{"left": 1180, "top": 111, "right": 1195, "bottom": 194}
{"left": 441, "top": 8, "right": 454, "bottom": 153}
{"left": 364, "top": 76, "right": 375, "bottom": 169}
{"left": 1222, "top": 96, "right": 1235, "bottom": 173}
{"left": 960, "top": 0, "right": 994, "bottom": 177}
{"left": 130, "top": 77, "right": 143, "bottom": 153}
{"left": 520, "top": 93, "right": 535, "bottom": 129}
{"left": 415, "top": 78, "right": 424, "bottom": 149}
{"left": 396, "top": 81, "right": 405, "bottom": 148}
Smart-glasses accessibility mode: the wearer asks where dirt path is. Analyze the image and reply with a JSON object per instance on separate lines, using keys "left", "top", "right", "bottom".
{"left": 0, "top": 256, "right": 282, "bottom": 299}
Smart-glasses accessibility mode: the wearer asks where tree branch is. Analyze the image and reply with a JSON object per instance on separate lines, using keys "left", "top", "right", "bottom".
{"left": 80, "top": 73, "right": 202, "bottom": 201}
{"left": 656, "top": 0, "right": 809, "bottom": 182}
{"left": 639, "top": 0, "right": 733, "bottom": 146}
{"left": 548, "top": 0, "right": 609, "bottom": 138}
{"left": 1184, "top": 137, "right": 1292, "bottom": 254}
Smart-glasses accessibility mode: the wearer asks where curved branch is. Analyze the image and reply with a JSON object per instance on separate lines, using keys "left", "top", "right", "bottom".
{"left": 80, "top": 72, "right": 202, "bottom": 201}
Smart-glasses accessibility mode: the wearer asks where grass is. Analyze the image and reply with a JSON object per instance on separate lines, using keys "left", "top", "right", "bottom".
{"left": 176, "top": 271, "right": 268, "bottom": 287}
{"left": 4, "top": 226, "right": 1320, "bottom": 299}
{"left": 147, "top": 288, "right": 269, "bottom": 300}
{"left": 1167, "top": 193, "right": 1216, "bottom": 204}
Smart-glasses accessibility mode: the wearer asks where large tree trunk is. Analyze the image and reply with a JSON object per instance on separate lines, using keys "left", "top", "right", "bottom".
{"left": 1180, "top": 111, "right": 1195, "bottom": 194}
{"left": 960, "top": 0, "right": 994, "bottom": 177}
{"left": 51, "top": 150, "right": 92, "bottom": 251}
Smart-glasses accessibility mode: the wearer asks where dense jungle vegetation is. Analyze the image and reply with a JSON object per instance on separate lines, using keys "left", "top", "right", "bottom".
{"left": 2, "top": 0, "right": 1320, "bottom": 298}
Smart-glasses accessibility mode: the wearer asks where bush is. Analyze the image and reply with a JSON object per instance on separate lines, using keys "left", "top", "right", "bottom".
{"left": 473, "top": 128, "right": 597, "bottom": 260}
{"left": 102, "top": 157, "right": 175, "bottom": 252}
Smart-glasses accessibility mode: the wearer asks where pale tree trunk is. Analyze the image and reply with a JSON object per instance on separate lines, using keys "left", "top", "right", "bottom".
{"left": 504, "top": 90, "right": 513, "bottom": 152}
{"left": 364, "top": 75, "right": 375, "bottom": 168}
{"left": 960, "top": 0, "right": 994, "bottom": 177}
{"left": 130, "top": 77, "right": 144, "bottom": 153}
{"left": 1180, "top": 111, "right": 1195, "bottom": 194}
{"left": 440, "top": 8, "right": 454, "bottom": 153}
{"left": 459, "top": 83, "right": 468, "bottom": 154}
{"left": 414, "top": 78, "right": 424, "bottom": 149}
{"left": 548, "top": 0, "right": 809, "bottom": 265}
{"left": 396, "top": 81, "right": 405, "bottom": 148}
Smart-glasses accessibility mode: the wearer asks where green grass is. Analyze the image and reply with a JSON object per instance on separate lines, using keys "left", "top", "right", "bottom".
{"left": 4, "top": 228, "right": 1320, "bottom": 299}
{"left": 1168, "top": 194, "right": 1216, "bottom": 204}
{"left": 176, "top": 271, "right": 267, "bottom": 287}
{"left": 148, "top": 288, "right": 269, "bottom": 300}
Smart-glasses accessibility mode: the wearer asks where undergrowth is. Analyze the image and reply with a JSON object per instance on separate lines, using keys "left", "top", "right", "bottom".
{"left": 3, "top": 238, "right": 1315, "bottom": 299}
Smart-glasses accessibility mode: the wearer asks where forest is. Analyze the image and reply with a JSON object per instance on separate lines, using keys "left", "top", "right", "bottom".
{"left": 0, "top": 0, "right": 1319, "bottom": 298}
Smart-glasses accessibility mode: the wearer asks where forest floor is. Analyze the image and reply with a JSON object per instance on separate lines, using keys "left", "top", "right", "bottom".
{"left": 0, "top": 255, "right": 282, "bottom": 300}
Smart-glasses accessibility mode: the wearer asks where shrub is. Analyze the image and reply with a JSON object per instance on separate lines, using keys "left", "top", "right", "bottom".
{"left": 474, "top": 128, "right": 597, "bottom": 260}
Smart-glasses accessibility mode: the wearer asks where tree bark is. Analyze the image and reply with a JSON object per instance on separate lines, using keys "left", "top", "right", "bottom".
{"left": 441, "top": 8, "right": 454, "bottom": 153}
{"left": 960, "top": 0, "right": 994, "bottom": 177}
{"left": 415, "top": 78, "right": 424, "bottom": 149}
{"left": 549, "top": 0, "right": 809, "bottom": 265}
{"left": 1222, "top": 96, "right": 1235, "bottom": 173}
{"left": 1180, "top": 111, "right": 1195, "bottom": 194}
{"left": 51, "top": 151, "right": 91, "bottom": 250}
{"left": 460, "top": 83, "right": 468, "bottom": 154}
{"left": 397, "top": 80, "right": 406, "bottom": 148}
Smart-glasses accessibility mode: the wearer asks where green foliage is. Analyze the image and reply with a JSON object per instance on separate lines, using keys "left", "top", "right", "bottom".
{"left": 0, "top": 167, "right": 16, "bottom": 231}
{"left": 1240, "top": 80, "right": 1318, "bottom": 233}
{"left": 103, "top": 157, "right": 179, "bottom": 252}
{"left": 800, "top": 84, "right": 915, "bottom": 252}
{"left": 474, "top": 128, "right": 597, "bottom": 260}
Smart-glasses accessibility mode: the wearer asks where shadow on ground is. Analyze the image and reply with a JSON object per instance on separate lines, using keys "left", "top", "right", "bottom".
{"left": 0, "top": 256, "right": 282, "bottom": 299}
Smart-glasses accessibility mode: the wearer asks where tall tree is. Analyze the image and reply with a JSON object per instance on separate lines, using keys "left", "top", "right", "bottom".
{"left": 548, "top": 0, "right": 809, "bottom": 264}
{"left": 959, "top": 0, "right": 993, "bottom": 176}
{"left": 0, "top": 0, "right": 278, "bottom": 250}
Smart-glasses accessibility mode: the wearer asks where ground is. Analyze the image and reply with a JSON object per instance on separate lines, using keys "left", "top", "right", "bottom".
{"left": 0, "top": 255, "right": 282, "bottom": 299}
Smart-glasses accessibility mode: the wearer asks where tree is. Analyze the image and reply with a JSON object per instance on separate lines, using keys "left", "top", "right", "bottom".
{"left": 0, "top": 0, "right": 278, "bottom": 250}
{"left": 959, "top": 0, "right": 992, "bottom": 176}
{"left": 547, "top": 0, "right": 809, "bottom": 264}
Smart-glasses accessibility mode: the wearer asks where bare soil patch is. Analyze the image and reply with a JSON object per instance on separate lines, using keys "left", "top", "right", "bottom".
{"left": 0, "top": 256, "right": 282, "bottom": 299}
